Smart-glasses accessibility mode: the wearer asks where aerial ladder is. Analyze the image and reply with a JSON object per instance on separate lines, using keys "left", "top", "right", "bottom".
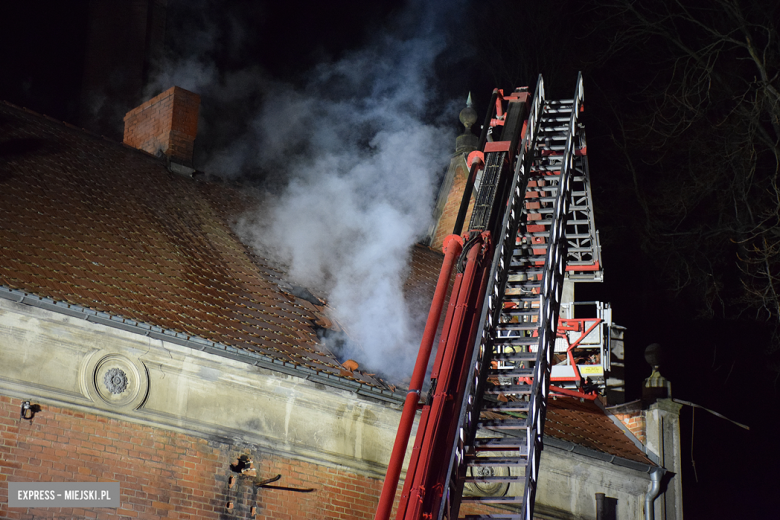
{"left": 376, "top": 74, "right": 607, "bottom": 520}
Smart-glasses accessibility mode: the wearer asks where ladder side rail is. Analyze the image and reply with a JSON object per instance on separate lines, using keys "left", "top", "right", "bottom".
{"left": 563, "top": 78, "right": 602, "bottom": 280}
{"left": 578, "top": 150, "right": 603, "bottom": 276}
{"left": 438, "top": 75, "right": 547, "bottom": 520}
{"left": 564, "top": 169, "right": 591, "bottom": 265}
{"left": 521, "top": 73, "right": 585, "bottom": 520}
{"left": 564, "top": 163, "right": 591, "bottom": 265}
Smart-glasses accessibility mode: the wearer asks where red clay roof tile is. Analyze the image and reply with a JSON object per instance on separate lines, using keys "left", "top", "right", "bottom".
{"left": 545, "top": 397, "right": 652, "bottom": 464}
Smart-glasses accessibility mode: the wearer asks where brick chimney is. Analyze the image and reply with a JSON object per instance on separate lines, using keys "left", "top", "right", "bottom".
{"left": 123, "top": 86, "right": 200, "bottom": 169}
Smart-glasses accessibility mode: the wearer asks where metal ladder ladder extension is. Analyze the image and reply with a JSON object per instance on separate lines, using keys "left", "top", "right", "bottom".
{"left": 442, "top": 74, "right": 588, "bottom": 520}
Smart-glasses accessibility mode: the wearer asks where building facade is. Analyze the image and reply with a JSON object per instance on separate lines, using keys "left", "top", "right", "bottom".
{"left": 0, "top": 87, "right": 680, "bottom": 519}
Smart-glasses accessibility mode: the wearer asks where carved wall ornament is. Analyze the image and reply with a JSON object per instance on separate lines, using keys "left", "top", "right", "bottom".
{"left": 80, "top": 351, "right": 149, "bottom": 410}
{"left": 103, "top": 368, "right": 128, "bottom": 394}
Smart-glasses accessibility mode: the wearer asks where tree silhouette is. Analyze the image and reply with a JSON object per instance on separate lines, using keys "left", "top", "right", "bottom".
{"left": 591, "top": 0, "right": 780, "bottom": 357}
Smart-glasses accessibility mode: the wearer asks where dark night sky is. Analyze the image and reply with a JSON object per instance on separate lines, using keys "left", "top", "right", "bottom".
{"left": 1, "top": 1, "right": 778, "bottom": 518}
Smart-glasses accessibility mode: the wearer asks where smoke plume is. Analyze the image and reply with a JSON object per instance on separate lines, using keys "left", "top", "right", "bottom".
{"left": 147, "top": 1, "right": 466, "bottom": 380}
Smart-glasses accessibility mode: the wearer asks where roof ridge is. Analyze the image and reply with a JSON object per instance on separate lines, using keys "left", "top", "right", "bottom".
{"left": 0, "top": 98, "right": 172, "bottom": 168}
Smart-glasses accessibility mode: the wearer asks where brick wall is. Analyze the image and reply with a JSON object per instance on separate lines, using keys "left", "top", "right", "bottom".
{"left": 0, "top": 395, "right": 394, "bottom": 519}
{"left": 123, "top": 86, "right": 200, "bottom": 166}
{"left": 614, "top": 410, "right": 646, "bottom": 445}
{"left": 431, "top": 164, "right": 475, "bottom": 252}
{"left": 254, "top": 458, "right": 392, "bottom": 520}
{"left": 459, "top": 502, "right": 517, "bottom": 518}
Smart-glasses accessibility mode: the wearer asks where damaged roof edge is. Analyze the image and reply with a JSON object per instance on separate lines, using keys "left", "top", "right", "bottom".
{"left": 0, "top": 286, "right": 405, "bottom": 406}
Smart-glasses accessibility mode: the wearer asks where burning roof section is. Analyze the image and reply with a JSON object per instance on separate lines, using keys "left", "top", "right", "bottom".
{"left": 0, "top": 100, "right": 418, "bottom": 399}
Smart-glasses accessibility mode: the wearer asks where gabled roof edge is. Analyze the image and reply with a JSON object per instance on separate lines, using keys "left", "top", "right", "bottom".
{"left": 596, "top": 398, "right": 660, "bottom": 465}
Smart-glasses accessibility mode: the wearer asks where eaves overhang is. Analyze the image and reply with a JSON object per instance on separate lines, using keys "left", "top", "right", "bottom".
{"left": 0, "top": 286, "right": 405, "bottom": 406}
{"left": 543, "top": 436, "right": 660, "bottom": 475}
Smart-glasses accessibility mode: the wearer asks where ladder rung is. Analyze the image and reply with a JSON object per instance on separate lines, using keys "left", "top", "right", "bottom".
{"left": 499, "top": 295, "right": 540, "bottom": 303}
{"left": 566, "top": 259, "right": 599, "bottom": 265}
{"left": 528, "top": 174, "right": 585, "bottom": 182}
{"left": 539, "top": 125, "right": 569, "bottom": 133}
{"left": 499, "top": 303, "right": 539, "bottom": 311}
{"left": 484, "top": 384, "right": 532, "bottom": 394}
{"left": 495, "top": 323, "right": 538, "bottom": 332}
{"left": 482, "top": 402, "right": 530, "bottom": 413}
{"left": 514, "top": 245, "right": 592, "bottom": 255}
{"left": 525, "top": 187, "right": 559, "bottom": 195}
{"left": 461, "top": 496, "right": 524, "bottom": 504}
{"left": 463, "top": 515, "right": 524, "bottom": 519}
{"left": 516, "top": 242, "right": 548, "bottom": 249}
{"left": 509, "top": 268, "right": 544, "bottom": 276}
{"left": 489, "top": 367, "right": 534, "bottom": 377}
{"left": 492, "top": 351, "right": 537, "bottom": 362}
{"left": 498, "top": 312, "right": 539, "bottom": 320}
{"left": 490, "top": 339, "right": 537, "bottom": 348}
{"left": 477, "top": 419, "right": 528, "bottom": 430}
{"left": 525, "top": 205, "right": 590, "bottom": 214}
{"left": 492, "top": 341, "right": 539, "bottom": 352}
{"left": 520, "top": 232, "right": 591, "bottom": 240}
{"left": 511, "top": 247, "right": 547, "bottom": 255}
{"left": 510, "top": 251, "right": 546, "bottom": 260}
{"left": 463, "top": 475, "right": 525, "bottom": 484}
{"left": 513, "top": 249, "right": 548, "bottom": 258}
{"left": 504, "top": 275, "right": 541, "bottom": 284}
{"left": 503, "top": 281, "right": 540, "bottom": 290}
{"left": 474, "top": 437, "right": 527, "bottom": 451}
{"left": 538, "top": 134, "right": 567, "bottom": 141}
{"left": 524, "top": 189, "right": 588, "bottom": 200}
{"left": 474, "top": 432, "right": 528, "bottom": 448}
{"left": 466, "top": 454, "right": 527, "bottom": 465}
{"left": 521, "top": 218, "right": 590, "bottom": 226}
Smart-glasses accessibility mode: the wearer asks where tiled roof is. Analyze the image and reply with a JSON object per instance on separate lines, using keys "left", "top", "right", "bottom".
{"left": 0, "top": 100, "right": 415, "bottom": 394}
{"left": 545, "top": 397, "right": 652, "bottom": 465}
{"left": 405, "top": 244, "right": 445, "bottom": 304}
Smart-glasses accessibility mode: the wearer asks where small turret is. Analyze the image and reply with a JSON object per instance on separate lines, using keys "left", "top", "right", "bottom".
{"left": 456, "top": 93, "right": 479, "bottom": 153}
{"left": 643, "top": 343, "right": 672, "bottom": 404}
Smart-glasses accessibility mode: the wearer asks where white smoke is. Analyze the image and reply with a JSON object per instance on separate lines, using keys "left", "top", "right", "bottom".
{"left": 148, "top": 1, "right": 465, "bottom": 379}
{"left": 239, "top": 35, "right": 456, "bottom": 379}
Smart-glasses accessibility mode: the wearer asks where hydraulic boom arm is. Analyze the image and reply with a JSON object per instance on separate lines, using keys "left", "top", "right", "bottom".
{"left": 377, "top": 74, "right": 595, "bottom": 520}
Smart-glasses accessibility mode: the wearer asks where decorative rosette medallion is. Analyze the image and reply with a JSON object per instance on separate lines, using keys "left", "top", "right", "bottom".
{"left": 81, "top": 352, "right": 149, "bottom": 410}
